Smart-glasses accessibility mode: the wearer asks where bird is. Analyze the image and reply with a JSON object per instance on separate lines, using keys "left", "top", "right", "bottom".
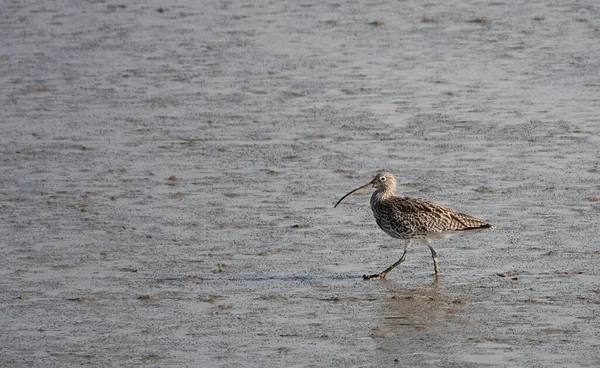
{"left": 334, "top": 171, "right": 493, "bottom": 280}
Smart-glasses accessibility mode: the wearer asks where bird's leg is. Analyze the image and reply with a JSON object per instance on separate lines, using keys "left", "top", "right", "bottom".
{"left": 363, "top": 242, "right": 409, "bottom": 280}
{"left": 426, "top": 242, "right": 440, "bottom": 275}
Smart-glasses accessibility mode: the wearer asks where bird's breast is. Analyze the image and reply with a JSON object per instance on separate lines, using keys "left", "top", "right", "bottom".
{"left": 372, "top": 208, "right": 413, "bottom": 240}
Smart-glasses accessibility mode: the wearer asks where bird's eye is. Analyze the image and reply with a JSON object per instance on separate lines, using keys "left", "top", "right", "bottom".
{"left": 380, "top": 177, "right": 386, "bottom": 181}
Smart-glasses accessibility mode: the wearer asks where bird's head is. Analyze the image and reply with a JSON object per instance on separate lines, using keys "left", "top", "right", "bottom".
{"left": 334, "top": 171, "right": 397, "bottom": 208}
{"left": 370, "top": 171, "right": 396, "bottom": 189}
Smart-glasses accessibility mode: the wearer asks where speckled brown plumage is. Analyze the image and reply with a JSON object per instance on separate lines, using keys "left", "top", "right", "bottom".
{"left": 335, "top": 171, "right": 493, "bottom": 279}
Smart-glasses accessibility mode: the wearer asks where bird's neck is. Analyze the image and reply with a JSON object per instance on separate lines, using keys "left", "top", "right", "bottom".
{"left": 371, "top": 185, "right": 396, "bottom": 205}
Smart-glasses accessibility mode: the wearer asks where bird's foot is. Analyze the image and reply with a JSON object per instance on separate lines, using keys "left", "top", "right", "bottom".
{"left": 363, "top": 273, "right": 386, "bottom": 280}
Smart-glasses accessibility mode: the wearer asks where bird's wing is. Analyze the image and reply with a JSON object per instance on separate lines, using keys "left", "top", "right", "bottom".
{"left": 449, "top": 210, "right": 490, "bottom": 230}
{"left": 388, "top": 197, "right": 489, "bottom": 233}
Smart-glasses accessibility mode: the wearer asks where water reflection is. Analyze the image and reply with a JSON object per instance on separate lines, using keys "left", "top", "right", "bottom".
{"left": 369, "top": 280, "right": 469, "bottom": 364}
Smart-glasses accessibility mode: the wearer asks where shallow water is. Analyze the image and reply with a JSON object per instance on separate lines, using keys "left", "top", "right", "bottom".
{"left": 1, "top": 0, "right": 600, "bottom": 367}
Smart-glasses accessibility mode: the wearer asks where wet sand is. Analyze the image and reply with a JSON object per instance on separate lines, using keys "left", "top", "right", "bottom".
{"left": 1, "top": 0, "right": 600, "bottom": 366}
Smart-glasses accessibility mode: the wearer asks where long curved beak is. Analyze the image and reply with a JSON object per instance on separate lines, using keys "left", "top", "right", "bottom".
{"left": 334, "top": 182, "right": 374, "bottom": 208}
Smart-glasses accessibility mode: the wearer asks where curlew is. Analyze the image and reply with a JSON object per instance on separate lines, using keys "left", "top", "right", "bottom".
{"left": 335, "top": 171, "right": 493, "bottom": 279}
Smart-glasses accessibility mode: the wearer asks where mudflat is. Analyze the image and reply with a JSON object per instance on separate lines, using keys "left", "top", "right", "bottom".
{"left": 1, "top": 1, "right": 599, "bottom": 366}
